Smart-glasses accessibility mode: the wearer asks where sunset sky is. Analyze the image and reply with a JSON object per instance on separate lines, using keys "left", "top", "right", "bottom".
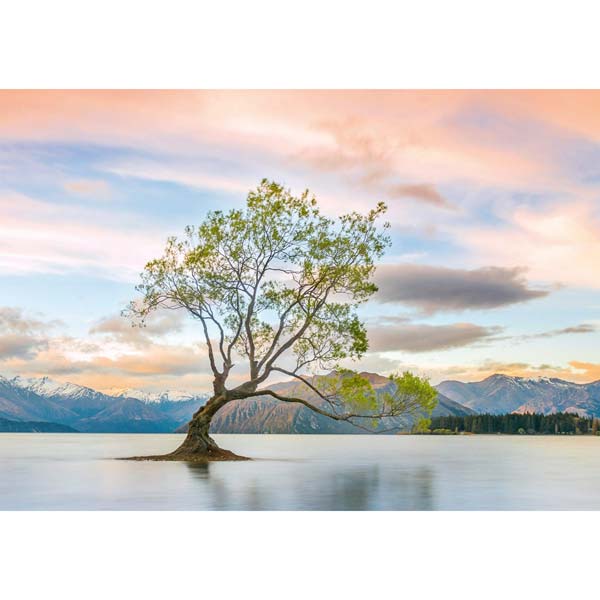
{"left": 1, "top": 90, "right": 600, "bottom": 392}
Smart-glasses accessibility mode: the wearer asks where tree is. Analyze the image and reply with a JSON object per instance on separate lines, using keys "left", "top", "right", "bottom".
{"left": 412, "top": 416, "right": 432, "bottom": 434}
{"left": 125, "top": 180, "right": 438, "bottom": 461}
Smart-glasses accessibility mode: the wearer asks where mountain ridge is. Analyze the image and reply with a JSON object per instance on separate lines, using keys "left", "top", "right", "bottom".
{"left": 189, "top": 372, "right": 475, "bottom": 434}
{"left": 0, "top": 371, "right": 472, "bottom": 434}
{"left": 1, "top": 375, "right": 207, "bottom": 433}
{"left": 437, "top": 374, "right": 600, "bottom": 416}
{"left": 4, "top": 371, "right": 595, "bottom": 433}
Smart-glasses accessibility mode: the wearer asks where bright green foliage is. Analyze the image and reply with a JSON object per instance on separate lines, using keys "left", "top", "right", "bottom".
{"left": 413, "top": 418, "right": 432, "bottom": 433}
{"left": 304, "top": 370, "right": 437, "bottom": 429}
{"left": 430, "top": 428, "right": 456, "bottom": 435}
{"left": 384, "top": 371, "right": 438, "bottom": 417}
{"left": 126, "top": 179, "right": 437, "bottom": 430}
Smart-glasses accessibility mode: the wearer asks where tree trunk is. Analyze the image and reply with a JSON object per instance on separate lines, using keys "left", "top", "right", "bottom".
{"left": 128, "top": 394, "right": 250, "bottom": 462}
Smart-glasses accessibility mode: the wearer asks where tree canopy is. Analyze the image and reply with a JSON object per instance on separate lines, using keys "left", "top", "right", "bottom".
{"left": 126, "top": 179, "right": 438, "bottom": 458}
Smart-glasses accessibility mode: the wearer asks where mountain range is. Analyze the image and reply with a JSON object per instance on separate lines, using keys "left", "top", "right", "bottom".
{"left": 203, "top": 372, "right": 474, "bottom": 434}
{"left": 437, "top": 374, "right": 600, "bottom": 417}
{"left": 0, "top": 372, "right": 470, "bottom": 434}
{"left": 0, "top": 375, "right": 209, "bottom": 433}
{"left": 1, "top": 372, "right": 598, "bottom": 434}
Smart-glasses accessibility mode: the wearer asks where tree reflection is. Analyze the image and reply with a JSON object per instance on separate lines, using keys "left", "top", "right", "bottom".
{"left": 183, "top": 461, "right": 435, "bottom": 510}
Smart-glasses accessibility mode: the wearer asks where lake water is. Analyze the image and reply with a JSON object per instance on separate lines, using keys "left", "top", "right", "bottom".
{"left": 1, "top": 433, "right": 600, "bottom": 510}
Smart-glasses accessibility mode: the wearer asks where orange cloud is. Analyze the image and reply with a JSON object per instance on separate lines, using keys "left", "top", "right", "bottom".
{"left": 1, "top": 90, "right": 594, "bottom": 201}
{"left": 1, "top": 337, "right": 216, "bottom": 392}
{"left": 568, "top": 361, "right": 600, "bottom": 382}
{"left": 63, "top": 179, "right": 111, "bottom": 198}
{"left": 89, "top": 310, "right": 185, "bottom": 347}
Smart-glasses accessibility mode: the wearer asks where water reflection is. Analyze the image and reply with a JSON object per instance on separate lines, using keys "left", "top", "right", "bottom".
{"left": 2, "top": 434, "right": 600, "bottom": 509}
{"left": 183, "top": 460, "right": 435, "bottom": 510}
{"left": 184, "top": 462, "right": 210, "bottom": 478}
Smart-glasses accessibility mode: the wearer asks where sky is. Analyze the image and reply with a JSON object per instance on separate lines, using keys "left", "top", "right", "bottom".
{"left": 1, "top": 90, "right": 600, "bottom": 393}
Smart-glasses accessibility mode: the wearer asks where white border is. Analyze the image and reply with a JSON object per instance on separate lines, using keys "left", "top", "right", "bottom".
{"left": 1, "top": 0, "right": 600, "bottom": 87}
{"left": 2, "top": 1, "right": 599, "bottom": 597}
{"left": 0, "top": 511, "right": 595, "bottom": 599}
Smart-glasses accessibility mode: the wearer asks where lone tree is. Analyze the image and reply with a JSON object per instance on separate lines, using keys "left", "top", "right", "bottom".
{"left": 126, "top": 180, "right": 437, "bottom": 461}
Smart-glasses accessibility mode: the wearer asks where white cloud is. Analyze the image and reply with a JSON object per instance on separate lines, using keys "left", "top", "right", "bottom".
{"left": 0, "top": 192, "right": 164, "bottom": 280}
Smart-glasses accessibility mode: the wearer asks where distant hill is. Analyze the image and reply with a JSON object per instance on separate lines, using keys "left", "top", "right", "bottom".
{"left": 0, "top": 417, "right": 77, "bottom": 433}
{"left": 437, "top": 374, "right": 600, "bottom": 417}
{"left": 186, "top": 372, "right": 475, "bottom": 435}
{"left": 0, "top": 375, "right": 208, "bottom": 433}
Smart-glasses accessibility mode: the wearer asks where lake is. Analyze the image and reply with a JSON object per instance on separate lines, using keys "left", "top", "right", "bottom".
{"left": 1, "top": 433, "right": 600, "bottom": 510}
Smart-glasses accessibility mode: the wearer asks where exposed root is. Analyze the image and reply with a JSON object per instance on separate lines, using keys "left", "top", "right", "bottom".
{"left": 121, "top": 447, "right": 251, "bottom": 462}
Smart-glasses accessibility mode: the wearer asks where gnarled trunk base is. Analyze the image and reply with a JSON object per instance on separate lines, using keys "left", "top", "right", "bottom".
{"left": 127, "top": 448, "right": 250, "bottom": 462}
{"left": 124, "top": 400, "right": 250, "bottom": 462}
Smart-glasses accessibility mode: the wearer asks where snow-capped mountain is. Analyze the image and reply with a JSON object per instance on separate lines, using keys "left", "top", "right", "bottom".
{"left": 11, "top": 376, "right": 102, "bottom": 400}
{"left": 2, "top": 375, "right": 208, "bottom": 432}
{"left": 106, "top": 387, "right": 207, "bottom": 404}
{"left": 437, "top": 374, "right": 600, "bottom": 416}
{"left": 12, "top": 376, "right": 209, "bottom": 404}
{"left": 3, "top": 371, "right": 474, "bottom": 434}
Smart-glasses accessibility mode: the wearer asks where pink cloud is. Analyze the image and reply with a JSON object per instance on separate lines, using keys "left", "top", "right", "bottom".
{"left": 3, "top": 90, "right": 600, "bottom": 288}
{"left": 456, "top": 201, "right": 600, "bottom": 287}
{"left": 0, "top": 192, "right": 164, "bottom": 279}
{"left": 1, "top": 90, "right": 595, "bottom": 201}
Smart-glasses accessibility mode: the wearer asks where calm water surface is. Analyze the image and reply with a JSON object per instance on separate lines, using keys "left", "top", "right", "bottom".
{"left": 1, "top": 433, "right": 599, "bottom": 510}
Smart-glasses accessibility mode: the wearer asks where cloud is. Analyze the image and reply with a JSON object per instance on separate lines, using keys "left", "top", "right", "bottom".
{"left": 1, "top": 335, "right": 215, "bottom": 389}
{"left": 552, "top": 324, "right": 597, "bottom": 335}
{"left": 367, "top": 318, "right": 501, "bottom": 353}
{"left": 341, "top": 352, "right": 404, "bottom": 374}
{"left": 413, "top": 360, "right": 597, "bottom": 385}
{"left": 103, "top": 160, "right": 252, "bottom": 194}
{"left": 0, "top": 334, "right": 48, "bottom": 359}
{"left": 0, "top": 307, "right": 54, "bottom": 359}
{"left": 374, "top": 264, "right": 549, "bottom": 313}
{"left": 3, "top": 90, "right": 600, "bottom": 390}
{"left": 63, "top": 179, "right": 111, "bottom": 198}
{"left": 385, "top": 183, "right": 452, "bottom": 208}
{"left": 3, "top": 337, "right": 252, "bottom": 394}
{"left": 90, "top": 310, "right": 185, "bottom": 347}
{"left": 1, "top": 90, "right": 598, "bottom": 202}
{"left": 0, "top": 305, "right": 226, "bottom": 393}
{"left": 416, "top": 358, "right": 600, "bottom": 385}
{"left": 0, "top": 192, "right": 164, "bottom": 280}
{"left": 89, "top": 346, "right": 205, "bottom": 376}
{"left": 0, "top": 306, "right": 56, "bottom": 333}
{"left": 456, "top": 201, "right": 600, "bottom": 288}
{"left": 569, "top": 361, "right": 600, "bottom": 382}
{"left": 518, "top": 323, "right": 598, "bottom": 340}
{"left": 294, "top": 117, "right": 456, "bottom": 210}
